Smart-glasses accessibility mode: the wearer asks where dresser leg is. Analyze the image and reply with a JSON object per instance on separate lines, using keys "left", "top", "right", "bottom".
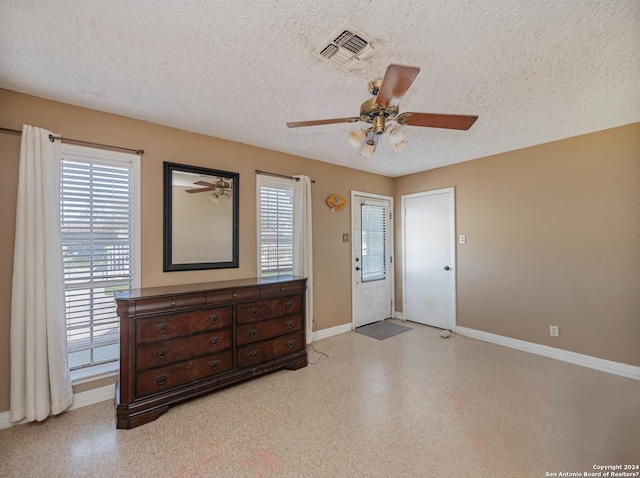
{"left": 283, "top": 355, "right": 308, "bottom": 371}
{"left": 116, "top": 404, "right": 170, "bottom": 429}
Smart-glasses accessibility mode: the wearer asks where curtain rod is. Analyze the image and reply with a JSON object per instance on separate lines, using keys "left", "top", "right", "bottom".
{"left": 0, "top": 127, "right": 144, "bottom": 155}
{"left": 255, "top": 169, "right": 315, "bottom": 183}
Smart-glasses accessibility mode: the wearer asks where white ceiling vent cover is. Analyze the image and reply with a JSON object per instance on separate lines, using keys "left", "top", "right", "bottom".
{"left": 315, "top": 26, "right": 382, "bottom": 71}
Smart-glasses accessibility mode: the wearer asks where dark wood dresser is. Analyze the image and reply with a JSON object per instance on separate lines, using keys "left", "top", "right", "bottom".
{"left": 115, "top": 276, "right": 307, "bottom": 429}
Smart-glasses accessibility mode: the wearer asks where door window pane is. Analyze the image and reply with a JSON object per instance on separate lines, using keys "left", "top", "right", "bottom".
{"left": 360, "top": 204, "right": 386, "bottom": 282}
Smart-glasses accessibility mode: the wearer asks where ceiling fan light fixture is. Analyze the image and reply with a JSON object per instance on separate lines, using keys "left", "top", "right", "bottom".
{"left": 392, "top": 139, "right": 408, "bottom": 153}
{"left": 387, "top": 125, "right": 405, "bottom": 144}
{"left": 359, "top": 130, "right": 379, "bottom": 157}
{"left": 349, "top": 130, "right": 366, "bottom": 147}
{"left": 359, "top": 142, "right": 375, "bottom": 157}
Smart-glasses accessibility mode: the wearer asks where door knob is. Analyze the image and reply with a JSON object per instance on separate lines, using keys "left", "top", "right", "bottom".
{"left": 355, "top": 266, "right": 361, "bottom": 271}
{"left": 444, "top": 266, "right": 450, "bottom": 271}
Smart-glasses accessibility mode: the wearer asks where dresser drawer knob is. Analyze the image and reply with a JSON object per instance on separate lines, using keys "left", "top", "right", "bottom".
{"left": 154, "top": 323, "right": 169, "bottom": 334}
{"left": 156, "top": 375, "right": 168, "bottom": 386}
{"left": 233, "top": 293, "right": 237, "bottom": 298}
{"left": 209, "top": 337, "right": 220, "bottom": 346}
{"left": 248, "top": 329, "right": 258, "bottom": 338}
{"left": 286, "top": 340, "right": 295, "bottom": 349}
{"left": 155, "top": 349, "right": 168, "bottom": 359}
{"left": 171, "top": 300, "right": 176, "bottom": 307}
{"left": 249, "top": 308, "right": 258, "bottom": 317}
{"left": 285, "top": 320, "right": 294, "bottom": 329}
{"left": 285, "top": 302, "right": 292, "bottom": 309}
{"left": 209, "top": 314, "right": 220, "bottom": 323}
{"left": 209, "top": 360, "right": 220, "bottom": 370}
{"left": 250, "top": 350, "right": 260, "bottom": 359}
{"left": 281, "top": 287, "right": 286, "bottom": 291}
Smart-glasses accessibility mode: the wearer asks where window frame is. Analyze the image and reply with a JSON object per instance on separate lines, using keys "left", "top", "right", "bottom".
{"left": 60, "top": 143, "right": 141, "bottom": 384}
{"left": 256, "top": 175, "right": 295, "bottom": 278}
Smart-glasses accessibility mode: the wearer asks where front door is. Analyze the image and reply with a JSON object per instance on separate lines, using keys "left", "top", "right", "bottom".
{"left": 402, "top": 188, "right": 456, "bottom": 330}
{"left": 352, "top": 193, "right": 393, "bottom": 328}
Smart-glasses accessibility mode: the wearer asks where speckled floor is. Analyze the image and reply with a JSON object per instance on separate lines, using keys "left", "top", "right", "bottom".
{"left": 1, "top": 321, "right": 638, "bottom": 477}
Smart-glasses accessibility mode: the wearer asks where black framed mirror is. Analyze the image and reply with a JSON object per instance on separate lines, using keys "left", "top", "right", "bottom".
{"left": 163, "top": 162, "right": 239, "bottom": 271}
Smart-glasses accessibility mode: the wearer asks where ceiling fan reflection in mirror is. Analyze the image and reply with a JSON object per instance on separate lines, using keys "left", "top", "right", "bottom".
{"left": 286, "top": 64, "right": 478, "bottom": 156}
{"left": 185, "top": 179, "right": 233, "bottom": 203}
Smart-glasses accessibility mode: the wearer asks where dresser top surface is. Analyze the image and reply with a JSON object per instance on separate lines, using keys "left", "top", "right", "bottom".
{"left": 115, "top": 275, "right": 306, "bottom": 301}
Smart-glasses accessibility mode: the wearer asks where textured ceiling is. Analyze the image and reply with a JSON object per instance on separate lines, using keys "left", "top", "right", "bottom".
{"left": 1, "top": 1, "right": 639, "bottom": 177}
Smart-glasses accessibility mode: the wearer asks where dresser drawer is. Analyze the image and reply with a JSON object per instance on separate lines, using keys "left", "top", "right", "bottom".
{"left": 237, "top": 332, "right": 305, "bottom": 368}
{"left": 236, "top": 314, "right": 303, "bottom": 346}
{"left": 135, "top": 294, "right": 206, "bottom": 315}
{"left": 260, "top": 281, "right": 305, "bottom": 298}
{"left": 136, "top": 350, "right": 233, "bottom": 398}
{"left": 136, "top": 328, "right": 232, "bottom": 371}
{"left": 206, "top": 287, "right": 260, "bottom": 305}
{"left": 136, "top": 306, "right": 232, "bottom": 343}
{"left": 236, "top": 296, "right": 302, "bottom": 324}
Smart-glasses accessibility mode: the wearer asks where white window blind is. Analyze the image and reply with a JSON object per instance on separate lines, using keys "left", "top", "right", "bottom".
{"left": 257, "top": 178, "right": 293, "bottom": 277}
{"left": 60, "top": 145, "right": 138, "bottom": 372}
{"left": 360, "top": 203, "right": 386, "bottom": 282}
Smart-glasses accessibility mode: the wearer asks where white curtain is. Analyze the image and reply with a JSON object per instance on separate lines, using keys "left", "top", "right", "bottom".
{"left": 292, "top": 175, "right": 314, "bottom": 343}
{"left": 10, "top": 125, "right": 73, "bottom": 423}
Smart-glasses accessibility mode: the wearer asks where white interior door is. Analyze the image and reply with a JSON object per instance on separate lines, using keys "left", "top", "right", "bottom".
{"left": 402, "top": 188, "right": 456, "bottom": 330}
{"left": 352, "top": 193, "right": 393, "bottom": 328}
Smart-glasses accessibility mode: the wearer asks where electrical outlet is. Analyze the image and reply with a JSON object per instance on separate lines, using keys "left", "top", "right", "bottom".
{"left": 459, "top": 234, "right": 466, "bottom": 244}
{"left": 549, "top": 325, "right": 559, "bottom": 337}
{"left": 342, "top": 233, "right": 349, "bottom": 242}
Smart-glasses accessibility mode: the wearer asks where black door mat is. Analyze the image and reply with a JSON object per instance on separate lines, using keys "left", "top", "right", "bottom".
{"left": 355, "top": 320, "right": 412, "bottom": 340}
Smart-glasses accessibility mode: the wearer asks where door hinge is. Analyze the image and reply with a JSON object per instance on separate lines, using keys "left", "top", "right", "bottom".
{"left": 389, "top": 211, "right": 392, "bottom": 220}
{"left": 390, "top": 255, "right": 393, "bottom": 264}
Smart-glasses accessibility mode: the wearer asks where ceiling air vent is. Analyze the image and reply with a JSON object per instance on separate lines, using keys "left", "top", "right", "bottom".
{"left": 314, "top": 26, "right": 381, "bottom": 71}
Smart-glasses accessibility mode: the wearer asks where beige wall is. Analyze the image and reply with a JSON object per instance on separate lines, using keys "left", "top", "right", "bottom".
{"left": 394, "top": 122, "right": 640, "bottom": 367}
{"left": 0, "top": 89, "right": 393, "bottom": 412}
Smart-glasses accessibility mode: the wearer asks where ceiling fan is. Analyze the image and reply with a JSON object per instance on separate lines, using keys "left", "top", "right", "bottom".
{"left": 185, "top": 179, "right": 233, "bottom": 202}
{"left": 286, "top": 64, "right": 478, "bottom": 156}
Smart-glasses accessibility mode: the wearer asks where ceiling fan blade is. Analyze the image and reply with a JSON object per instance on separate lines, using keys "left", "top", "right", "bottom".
{"left": 185, "top": 187, "right": 211, "bottom": 194}
{"left": 193, "top": 181, "right": 215, "bottom": 187}
{"left": 375, "top": 64, "right": 421, "bottom": 108}
{"left": 286, "top": 117, "right": 361, "bottom": 128}
{"left": 397, "top": 112, "right": 478, "bottom": 130}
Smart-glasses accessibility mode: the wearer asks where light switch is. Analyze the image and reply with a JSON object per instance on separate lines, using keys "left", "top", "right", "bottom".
{"left": 459, "top": 234, "right": 466, "bottom": 244}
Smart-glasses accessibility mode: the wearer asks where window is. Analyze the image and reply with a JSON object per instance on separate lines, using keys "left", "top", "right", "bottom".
{"left": 257, "top": 176, "right": 294, "bottom": 277}
{"left": 60, "top": 144, "right": 140, "bottom": 379}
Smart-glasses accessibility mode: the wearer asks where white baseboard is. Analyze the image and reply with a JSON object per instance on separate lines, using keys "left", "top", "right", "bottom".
{"left": 311, "top": 323, "right": 352, "bottom": 342}
{"left": 456, "top": 326, "right": 640, "bottom": 381}
{"left": 393, "top": 311, "right": 405, "bottom": 320}
{"left": 0, "top": 383, "right": 116, "bottom": 430}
